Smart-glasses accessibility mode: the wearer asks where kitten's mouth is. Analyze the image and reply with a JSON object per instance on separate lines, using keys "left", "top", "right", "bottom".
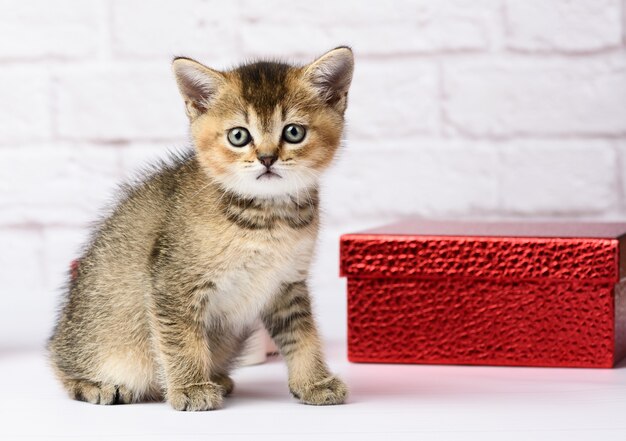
{"left": 256, "top": 170, "right": 282, "bottom": 180}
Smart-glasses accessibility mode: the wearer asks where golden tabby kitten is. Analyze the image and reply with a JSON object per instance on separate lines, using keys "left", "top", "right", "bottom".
{"left": 48, "top": 47, "right": 354, "bottom": 411}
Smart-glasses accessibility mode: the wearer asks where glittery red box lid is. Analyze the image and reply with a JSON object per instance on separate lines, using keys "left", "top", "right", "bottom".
{"left": 340, "top": 220, "right": 626, "bottom": 283}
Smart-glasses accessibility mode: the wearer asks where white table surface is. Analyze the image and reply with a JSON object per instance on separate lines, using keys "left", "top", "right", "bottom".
{"left": 1, "top": 341, "right": 625, "bottom": 441}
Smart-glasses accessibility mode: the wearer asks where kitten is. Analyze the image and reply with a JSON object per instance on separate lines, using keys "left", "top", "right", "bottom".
{"left": 48, "top": 47, "right": 354, "bottom": 411}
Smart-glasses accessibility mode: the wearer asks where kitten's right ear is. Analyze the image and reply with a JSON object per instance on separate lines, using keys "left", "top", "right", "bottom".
{"left": 172, "top": 57, "right": 224, "bottom": 120}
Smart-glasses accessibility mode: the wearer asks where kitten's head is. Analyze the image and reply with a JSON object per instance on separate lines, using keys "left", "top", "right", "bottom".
{"left": 172, "top": 47, "right": 354, "bottom": 199}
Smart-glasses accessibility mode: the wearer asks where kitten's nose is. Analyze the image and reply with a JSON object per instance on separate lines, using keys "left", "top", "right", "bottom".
{"left": 258, "top": 154, "right": 278, "bottom": 169}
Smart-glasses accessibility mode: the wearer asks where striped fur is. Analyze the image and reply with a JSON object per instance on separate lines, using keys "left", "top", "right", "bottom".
{"left": 262, "top": 281, "right": 346, "bottom": 403}
{"left": 219, "top": 189, "right": 319, "bottom": 230}
{"left": 48, "top": 48, "right": 353, "bottom": 411}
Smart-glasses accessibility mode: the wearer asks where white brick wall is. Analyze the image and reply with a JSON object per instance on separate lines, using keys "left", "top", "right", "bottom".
{"left": 55, "top": 66, "right": 187, "bottom": 140}
{"left": 0, "top": 68, "right": 51, "bottom": 143}
{"left": 1, "top": 0, "right": 625, "bottom": 349}
{"left": 348, "top": 60, "right": 440, "bottom": 137}
{"left": 444, "top": 56, "right": 626, "bottom": 136}
{"left": 504, "top": 0, "right": 623, "bottom": 52}
{"left": 499, "top": 140, "right": 618, "bottom": 214}
{"left": 238, "top": 0, "right": 502, "bottom": 56}
{"left": 0, "top": 0, "right": 102, "bottom": 60}
{"left": 111, "top": 0, "right": 240, "bottom": 61}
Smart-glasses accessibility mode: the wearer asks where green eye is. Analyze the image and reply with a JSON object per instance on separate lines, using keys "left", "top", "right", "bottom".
{"left": 227, "top": 127, "right": 251, "bottom": 147}
{"left": 282, "top": 124, "right": 306, "bottom": 144}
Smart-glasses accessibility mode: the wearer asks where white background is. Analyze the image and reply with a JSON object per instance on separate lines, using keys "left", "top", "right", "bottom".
{"left": 0, "top": 1, "right": 625, "bottom": 439}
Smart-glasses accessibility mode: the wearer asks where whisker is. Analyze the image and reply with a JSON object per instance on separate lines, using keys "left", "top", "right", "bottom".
{"left": 189, "top": 181, "right": 213, "bottom": 202}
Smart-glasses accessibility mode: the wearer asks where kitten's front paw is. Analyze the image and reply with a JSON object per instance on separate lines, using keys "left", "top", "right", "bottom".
{"left": 168, "top": 383, "right": 224, "bottom": 411}
{"left": 290, "top": 375, "right": 348, "bottom": 406}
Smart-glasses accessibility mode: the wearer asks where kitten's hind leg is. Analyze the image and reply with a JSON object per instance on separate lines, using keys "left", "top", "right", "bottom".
{"left": 63, "top": 378, "right": 134, "bottom": 405}
{"left": 211, "top": 373, "right": 234, "bottom": 396}
{"left": 203, "top": 328, "right": 257, "bottom": 398}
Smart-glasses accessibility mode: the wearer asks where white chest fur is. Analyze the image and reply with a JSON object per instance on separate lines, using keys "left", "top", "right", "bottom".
{"left": 202, "top": 230, "right": 315, "bottom": 329}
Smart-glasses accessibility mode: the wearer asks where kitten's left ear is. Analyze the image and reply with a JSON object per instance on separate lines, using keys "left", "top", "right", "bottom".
{"left": 304, "top": 46, "right": 354, "bottom": 113}
{"left": 172, "top": 57, "right": 225, "bottom": 120}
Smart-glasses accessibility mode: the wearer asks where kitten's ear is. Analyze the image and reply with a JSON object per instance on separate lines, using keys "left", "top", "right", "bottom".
{"left": 172, "top": 57, "right": 224, "bottom": 120}
{"left": 304, "top": 47, "right": 354, "bottom": 113}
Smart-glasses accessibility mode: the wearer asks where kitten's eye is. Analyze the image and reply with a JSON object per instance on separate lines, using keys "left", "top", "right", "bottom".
{"left": 282, "top": 124, "right": 306, "bottom": 144}
{"left": 227, "top": 127, "right": 251, "bottom": 147}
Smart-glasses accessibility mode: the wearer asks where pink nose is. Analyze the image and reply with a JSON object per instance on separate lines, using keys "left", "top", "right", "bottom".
{"left": 258, "top": 154, "right": 278, "bottom": 168}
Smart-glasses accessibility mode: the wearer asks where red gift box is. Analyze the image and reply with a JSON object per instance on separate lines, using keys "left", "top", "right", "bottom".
{"left": 340, "top": 220, "right": 626, "bottom": 368}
